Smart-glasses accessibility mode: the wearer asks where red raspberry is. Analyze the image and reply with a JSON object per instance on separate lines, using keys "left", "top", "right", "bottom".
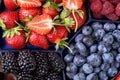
{"left": 115, "top": 3, "right": 120, "bottom": 16}
{"left": 92, "top": 11, "right": 104, "bottom": 19}
{"left": 101, "top": 1, "right": 114, "bottom": 15}
{"left": 109, "top": 0, "right": 120, "bottom": 5}
{"left": 106, "top": 12, "right": 119, "bottom": 21}
{"left": 101, "top": 0, "right": 109, "bottom": 3}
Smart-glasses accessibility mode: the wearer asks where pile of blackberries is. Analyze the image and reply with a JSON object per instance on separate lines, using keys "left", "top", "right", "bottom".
{"left": 64, "top": 22, "right": 120, "bottom": 80}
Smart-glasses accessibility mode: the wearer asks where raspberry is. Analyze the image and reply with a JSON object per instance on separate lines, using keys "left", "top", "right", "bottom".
{"left": 101, "top": 1, "right": 114, "bottom": 15}
{"left": 110, "top": 0, "right": 120, "bottom": 5}
{"left": 92, "top": 11, "right": 104, "bottom": 19}
{"left": 115, "top": 3, "right": 120, "bottom": 16}
{"left": 106, "top": 12, "right": 119, "bottom": 21}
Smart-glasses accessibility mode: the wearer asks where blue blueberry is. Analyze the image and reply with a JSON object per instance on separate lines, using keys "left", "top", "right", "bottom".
{"left": 79, "top": 67, "right": 84, "bottom": 73}
{"left": 66, "top": 63, "right": 78, "bottom": 74}
{"left": 118, "top": 48, "right": 120, "bottom": 53}
{"left": 90, "top": 44, "right": 97, "bottom": 53}
{"left": 94, "top": 67, "right": 101, "bottom": 73}
{"left": 111, "top": 50, "right": 117, "bottom": 57}
{"left": 91, "top": 22, "right": 103, "bottom": 30}
{"left": 66, "top": 72, "right": 75, "bottom": 79}
{"left": 116, "top": 54, "right": 120, "bottom": 62}
{"left": 117, "top": 24, "right": 120, "bottom": 29}
{"left": 101, "top": 63, "right": 110, "bottom": 71}
{"left": 112, "top": 42, "right": 120, "bottom": 49}
{"left": 103, "top": 34, "right": 114, "bottom": 45}
{"left": 76, "top": 42, "right": 87, "bottom": 53}
{"left": 99, "top": 71, "right": 108, "bottom": 80}
{"left": 111, "top": 61, "right": 120, "bottom": 68}
{"left": 102, "top": 53, "right": 114, "bottom": 63}
{"left": 82, "top": 26, "right": 92, "bottom": 36}
{"left": 64, "top": 54, "right": 74, "bottom": 63}
{"left": 86, "top": 73, "right": 98, "bottom": 80}
{"left": 82, "top": 63, "right": 93, "bottom": 74}
{"left": 112, "top": 30, "right": 120, "bottom": 42}
{"left": 98, "top": 42, "right": 108, "bottom": 53}
{"left": 73, "top": 55, "right": 86, "bottom": 67}
{"left": 75, "top": 34, "right": 84, "bottom": 43}
{"left": 107, "top": 67, "right": 118, "bottom": 77}
{"left": 87, "top": 53, "right": 101, "bottom": 67}
{"left": 103, "top": 22, "right": 116, "bottom": 31}
{"left": 73, "top": 73, "right": 85, "bottom": 80}
{"left": 82, "top": 36, "right": 94, "bottom": 47}
{"left": 92, "top": 29, "right": 105, "bottom": 41}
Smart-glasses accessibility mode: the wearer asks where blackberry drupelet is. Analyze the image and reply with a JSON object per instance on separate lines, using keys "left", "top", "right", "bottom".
{"left": 33, "top": 76, "right": 45, "bottom": 80}
{"left": 17, "top": 50, "right": 36, "bottom": 72}
{"left": 34, "top": 52, "right": 49, "bottom": 76}
{"left": 48, "top": 53, "right": 65, "bottom": 73}
{"left": 1, "top": 51, "right": 19, "bottom": 74}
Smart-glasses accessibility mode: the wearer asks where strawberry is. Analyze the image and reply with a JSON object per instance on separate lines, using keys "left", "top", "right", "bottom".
{"left": 19, "top": 7, "right": 41, "bottom": 23}
{"left": 3, "top": 27, "right": 26, "bottom": 49}
{"left": 116, "top": 74, "right": 120, "bottom": 80}
{"left": 17, "top": 0, "right": 42, "bottom": 8}
{"left": 27, "top": 14, "right": 53, "bottom": 35}
{"left": 0, "top": 11, "right": 19, "bottom": 30}
{"left": 29, "top": 31, "right": 49, "bottom": 49}
{"left": 62, "top": 0, "right": 84, "bottom": 10}
{"left": 42, "top": 7, "right": 59, "bottom": 18}
{"left": 54, "top": 0, "right": 62, "bottom": 2}
{"left": 4, "top": 0, "right": 18, "bottom": 11}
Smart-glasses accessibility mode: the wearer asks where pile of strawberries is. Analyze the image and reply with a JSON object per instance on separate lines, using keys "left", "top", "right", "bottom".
{"left": 90, "top": 0, "right": 120, "bottom": 21}
{"left": 0, "top": 0, "right": 86, "bottom": 50}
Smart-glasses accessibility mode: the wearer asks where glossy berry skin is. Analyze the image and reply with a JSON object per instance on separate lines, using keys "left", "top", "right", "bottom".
{"left": 91, "top": 22, "right": 103, "bottom": 30}
{"left": 66, "top": 63, "right": 78, "bottom": 74}
{"left": 64, "top": 54, "right": 74, "bottom": 63}
{"left": 73, "top": 55, "right": 86, "bottom": 67}
{"left": 75, "top": 34, "right": 84, "bottom": 43}
{"left": 87, "top": 53, "right": 101, "bottom": 67}
{"left": 116, "top": 54, "right": 120, "bottom": 62}
{"left": 82, "top": 63, "right": 93, "bottom": 74}
{"left": 102, "top": 53, "right": 114, "bottom": 63}
{"left": 103, "top": 22, "right": 116, "bottom": 31}
{"left": 103, "top": 34, "right": 114, "bottom": 45}
{"left": 101, "top": 62, "right": 110, "bottom": 71}
{"left": 82, "top": 26, "right": 92, "bottom": 36}
{"left": 76, "top": 42, "right": 87, "bottom": 53}
{"left": 90, "top": 44, "right": 97, "bottom": 53}
{"left": 107, "top": 67, "right": 118, "bottom": 77}
{"left": 99, "top": 71, "right": 108, "bottom": 80}
{"left": 82, "top": 36, "right": 93, "bottom": 47}
{"left": 86, "top": 73, "right": 98, "bottom": 80}
{"left": 73, "top": 73, "right": 85, "bottom": 80}
{"left": 112, "top": 30, "right": 120, "bottom": 42}
{"left": 98, "top": 42, "right": 108, "bottom": 53}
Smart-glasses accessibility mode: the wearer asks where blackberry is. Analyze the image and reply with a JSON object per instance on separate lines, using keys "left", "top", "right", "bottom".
{"left": 17, "top": 71, "right": 32, "bottom": 80}
{"left": 17, "top": 50, "right": 36, "bottom": 72}
{"left": 33, "top": 76, "right": 45, "bottom": 80}
{"left": 48, "top": 53, "right": 65, "bottom": 73}
{"left": 34, "top": 52, "right": 49, "bottom": 76}
{"left": 45, "top": 71, "right": 61, "bottom": 80}
{"left": 1, "top": 51, "right": 19, "bottom": 74}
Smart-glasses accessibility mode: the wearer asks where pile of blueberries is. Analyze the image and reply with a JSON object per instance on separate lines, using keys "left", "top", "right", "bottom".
{"left": 64, "top": 22, "right": 120, "bottom": 80}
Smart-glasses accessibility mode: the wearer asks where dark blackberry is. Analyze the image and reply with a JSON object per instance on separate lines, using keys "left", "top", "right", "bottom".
{"left": 34, "top": 52, "right": 49, "bottom": 76}
{"left": 1, "top": 51, "right": 19, "bottom": 74}
{"left": 17, "top": 71, "right": 32, "bottom": 80}
{"left": 17, "top": 50, "right": 36, "bottom": 72}
{"left": 33, "top": 76, "right": 45, "bottom": 80}
{"left": 45, "top": 71, "right": 61, "bottom": 80}
{"left": 48, "top": 53, "right": 65, "bottom": 73}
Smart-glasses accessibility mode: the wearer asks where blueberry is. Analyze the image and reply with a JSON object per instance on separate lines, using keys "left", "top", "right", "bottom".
{"left": 87, "top": 53, "right": 101, "bottom": 67}
{"left": 73, "top": 55, "right": 86, "bottom": 67}
{"left": 103, "top": 34, "right": 114, "bottom": 45}
{"left": 90, "top": 44, "right": 97, "bottom": 53}
{"left": 75, "top": 34, "right": 84, "bottom": 43}
{"left": 111, "top": 50, "right": 117, "bottom": 57}
{"left": 101, "top": 63, "right": 110, "bottom": 71}
{"left": 76, "top": 42, "right": 87, "bottom": 53}
{"left": 118, "top": 48, "right": 120, "bottom": 53}
{"left": 79, "top": 67, "right": 84, "bottom": 73}
{"left": 91, "top": 22, "right": 103, "bottom": 30}
{"left": 82, "top": 26, "right": 92, "bottom": 36}
{"left": 99, "top": 71, "right": 108, "bottom": 80}
{"left": 94, "top": 67, "right": 100, "bottom": 73}
{"left": 66, "top": 63, "right": 78, "bottom": 74}
{"left": 82, "top": 63, "right": 93, "bottom": 74}
{"left": 107, "top": 67, "right": 118, "bottom": 77}
{"left": 103, "top": 22, "right": 116, "bottom": 31}
{"left": 112, "top": 42, "right": 120, "bottom": 49}
{"left": 73, "top": 73, "right": 85, "bottom": 80}
{"left": 86, "top": 73, "right": 98, "bottom": 80}
{"left": 82, "top": 36, "right": 94, "bottom": 47}
{"left": 116, "top": 54, "right": 120, "bottom": 62}
{"left": 112, "top": 30, "right": 120, "bottom": 42}
{"left": 92, "top": 29, "right": 105, "bottom": 41}
{"left": 98, "top": 42, "right": 108, "bottom": 53}
{"left": 66, "top": 72, "right": 75, "bottom": 79}
{"left": 102, "top": 53, "right": 114, "bottom": 63}
{"left": 117, "top": 24, "right": 120, "bottom": 29}
{"left": 64, "top": 54, "right": 74, "bottom": 63}
{"left": 111, "top": 61, "right": 120, "bottom": 68}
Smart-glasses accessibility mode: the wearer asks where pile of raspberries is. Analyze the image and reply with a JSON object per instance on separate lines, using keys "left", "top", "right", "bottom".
{"left": 90, "top": 0, "right": 120, "bottom": 21}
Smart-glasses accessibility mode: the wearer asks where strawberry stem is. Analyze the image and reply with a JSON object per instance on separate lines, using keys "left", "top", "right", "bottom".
{"left": 72, "top": 10, "right": 78, "bottom": 32}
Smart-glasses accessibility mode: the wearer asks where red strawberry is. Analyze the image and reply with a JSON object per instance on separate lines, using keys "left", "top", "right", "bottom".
{"left": 19, "top": 7, "right": 41, "bottom": 23}
{"left": 17, "top": 0, "right": 42, "bottom": 8}
{"left": 4, "top": 0, "right": 18, "bottom": 11}
{"left": 92, "top": 11, "right": 104, "bottom": 19}
{"left": 29, "top": 31, "right": 49, "bottom": 49}
{"left": 54, "top": 0, "right": 62, "bottom": 2}
{"left": 90, "top": 0, "right": 102, "bottom": 13}
{"left": 116, "top": 74, "right": 120, "bottom": 80}
{"left": 4, "top": 28, "right": 26, "bottom": 49}
{"left": 101, "top": 1, "right": 114, "bottom": 15}
{"left": 115, "top": 3, "right": 120, "bottom": 16}
{"left": 106, "top": 12, "right": 119, "bottom": 21}
{"left": 42, "top": 7, "right": 59, "bottom": 18}
{"left": 0, "top": 11, "right": 18, "bottom": 29}
{"left": 27, "top": 14, "right": 53, "bottom": 35}
{"left": 62, "top": 0, "right": 84, "bottom": 10}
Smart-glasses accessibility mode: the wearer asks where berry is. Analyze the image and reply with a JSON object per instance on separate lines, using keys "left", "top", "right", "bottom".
{"left": 101, "top": 62, "right": 110, "bottom": 71}
{"left": 117, "top": 24, "right": 120, "bottom": 29}
{"left": 82, "top": 26, "right": 92, "bottom": 36}
{"left": 82, "top": 36, "right": 94, "bottom": 47}
{"left": 66, "top": 63, "right": 78, "bottom": 74}
{"left": 82, "top": 63, "right": 93, "bottom": 74}
{"left": 107, "top": 67, "right": 118, "bottom": 77}
{"left": 115, "top": 3, "right": 120, "bottom": 16}
{"left": 99, "top": 71, "right": 108, "bottom": 80}
{"left": 90, "top": 44, "right": 97, "bottom": 53}
{"left": 73, "top": 73, "right": 85, "bottom": 80}
{"left": 64, "top": 54, "right": 74, "bottom": 63}
{"left": 17, "top": 51, "right": 36, "bottom": 72}
{"left": 98, "top": 42, "right": 108, "bottom": 53}
{"left": 33, "top": 76, "right": 45, "bottom": 80}
{"left": 92, "top": 11, "right": 103, "bottom": 19}
{"left": 91, "top": 22, "right": 103, "bottom": 30}
{"left": 116, "top": 54, "right": 120, "bottom": 62}
{"left": 112, "top": 42, "right": 120, "bottom": 49}
{"left": 103, "top": 34, "right": 114, "bottom": 45}
{"left": 103, "top": 22, "right": 116, "bottom": 31}
{"left": 112, "top": 30, "right": 120, "bottom": 42}
{"left": 75, "top": 34, "right": 84, "bottom": 43}
{"left": 94, "top": 67, "right": 100, "bottom": 73}
{"left": 66, "top": 72, "right": 75, "bottom": 79}
{"left": 86, "top": 73, "right": 98, "bottom": 80}
{"left": 118, "top": 48, "right": 120, "bottom": 52}
{"left": 87, "top": 53, "right": 101, "bottom": 67}
{"left": 73, "top": 55, "right": 86, "bottom": 67}
{"left": 106, "top": 12, "right": 119, "bottom": 21}
{"left": 111, "top": 62, "right": 120, "bottom": 68}
{"left": 102, "top": 53, "right": 114, "bottom": 63}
